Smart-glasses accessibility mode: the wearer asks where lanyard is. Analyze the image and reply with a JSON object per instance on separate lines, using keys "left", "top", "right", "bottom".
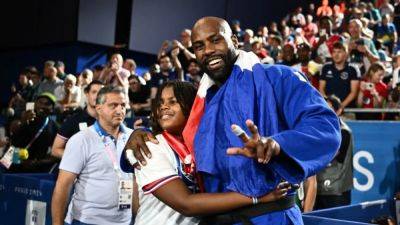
{"left": 25, "top": 117, "right": 49, "bottom": 149}
{"left": 94, "top": 122, "right": 122, "bottom": 179}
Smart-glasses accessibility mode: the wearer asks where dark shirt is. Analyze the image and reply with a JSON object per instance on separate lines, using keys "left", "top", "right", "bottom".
{"left": 149, "top": 70, "right": 179, "bottom": 88}
{"left": 129, "top": 85, "right": 151, "bottom": 116}
{"left": 58, "top": 108, "right": 96, "bottom": 140}
{"left": 18, "top": 85, "right": 34, "bottom": 102}
{"left": 9, "top": 116, "right": 58, "bottom": 172}
{"left": 178, "top": 46, "right": 194, "bottom": 74}
{"left": 320, "top": 63, "right": 360, "bottom": 107}
{"left": 128, "top": 86, "right": 151, "bottom": 104}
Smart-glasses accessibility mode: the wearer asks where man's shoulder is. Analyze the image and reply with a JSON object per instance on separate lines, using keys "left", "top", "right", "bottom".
{"left": 59, "top": 111, "right": 95, "bottom": 136}
{"left": 322, "top": 62, "right": 334, "bottom": 70}
{"left": 68, "top": 126, "right": 97, "bottom": 144}
{"left": 261, "top": 64, "right": 307, "bottom": 82}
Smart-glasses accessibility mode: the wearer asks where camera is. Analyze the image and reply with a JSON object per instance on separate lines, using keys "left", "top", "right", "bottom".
{"left": 365, "top": 82, "right": 374, "bottom": 90}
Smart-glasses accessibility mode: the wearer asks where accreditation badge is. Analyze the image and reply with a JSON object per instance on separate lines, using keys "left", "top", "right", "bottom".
{"left": 118, "top": 180, "right": 133, "bottom": 210}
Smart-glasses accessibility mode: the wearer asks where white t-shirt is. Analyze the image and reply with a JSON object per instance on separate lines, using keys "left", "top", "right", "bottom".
{"left": 134, "top": 134, "right": 199, "bottom": 225}
{"left": 54, "top": 85, "right": 81, "bottom": 104}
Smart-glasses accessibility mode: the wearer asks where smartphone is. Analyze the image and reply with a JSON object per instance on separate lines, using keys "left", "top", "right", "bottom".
{"left": 26, "top": 102, "right": 35, "bottom": 111}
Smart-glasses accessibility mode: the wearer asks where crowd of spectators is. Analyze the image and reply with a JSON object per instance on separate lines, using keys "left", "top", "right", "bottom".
{"left": 0, "top": 0, "right": 400, "bottom": 217}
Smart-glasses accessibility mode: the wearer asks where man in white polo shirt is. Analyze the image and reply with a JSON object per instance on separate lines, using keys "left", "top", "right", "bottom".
{"left": 51, "top": 86, "right": 133, "bottom": 225}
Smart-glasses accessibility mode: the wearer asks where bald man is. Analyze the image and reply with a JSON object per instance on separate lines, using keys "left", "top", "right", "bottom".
{"left": 36, "top": 66, "right": 64, "bottom": 96}
{"left": 100, "top": 53, "right": 130, "bottom": 93}
{"left": 123, "top": 17, "right": 341, "bottom": 225}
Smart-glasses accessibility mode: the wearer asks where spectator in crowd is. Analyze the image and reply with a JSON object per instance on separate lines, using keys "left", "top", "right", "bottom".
{"left": 231, "top": 19, "right": 245, "bottom": 41}
{"left": 77, "top": 69, "right": 93, "bottom": 108}
{"left": 357, "top": 62, "right": 389, "bottom": 119}
{"left": 185, "top": 59, "right": 203, "bottom": 88}
{"left": 100, "top": 53, "right": 130, "bottom": 93}
{"left": 77, "top": 69, "right": 93, "bottom": 89}
{"left": 319, "top": 42, "right": 361, "bottom": 108}
{"left": 8, "top": 92, "right": 58, "bottom": 173}
{"left": 294, "top": 7, "right": 306, "bottom": 26}
{"left": 394, "top": 0, "right": 400, "bottom": 29}
{"left": 55, "top": 61, "right": 66, "bottom": 80}
{"left": 315, "top": 95, "right": 354, "bottom": 210}
{"left": 8, "top": 69, "right": 35, "bottom": 118}
{"left": 123, "top": 58, "right": 137, "bottom": 75}
{"left": 360, "top": 17, "right": 375, "bottom": 40}
{"left": 51, "top": 86, "right": 133, "bottom": 225}
{"left": 251, "top": 39, "right": 268, "bottom": 60}
{"left": 17, "top": 69, "right": 35, "bottom": 102}
{"left": 266, "top": 35, "right": 283, "bottom": 62}
{"left": 308, "top": 3, "right": 317, "bottom": 18}
{"left": 54, "top": 74, "right": 81, "bottom": 113}
{"left": 289, "top": 14, "right": 301, "bottom": 30}
{"left": 303, "top": 15, "right": 319, "bottom": 45}
{"left": 269, "top": 21, "right": 282, "bottom": 37}
{"left": 43, "top": 60, "right": 55, "bottom": 74}
{"left": 26, "top": 66, "right": 40, "bottom": 85}
{"left": 374, "top": 14, "right": 398, "bottom": 54}
{"left": 92, "top": 64, "right": 105, "bottom": 81}
{"left": 279, "top": 43, "right": 298, "bottom": 66}
{"left": 36, "top": 66, "right": 63, "bottom": 96}
{"left": 366, "top": 2, "right": 383, "bottom": 25}
{"left": 51, "top": 81, "right": 103, "bottom": 159}
{"left": 314, "top": 16, "right": 344, "bottom": 63}
{"left": 348, "top": 19, "right": 379, "bottom": 73}
{"left": 293, "top": 43, "right": 320, "bottom": 88}
{"left": 332, "top": 3, "right": 345, "bottom": 30}
{"left": 150, "top": 51, "right": 183, "bottom": 99}
{"left": 256, "top": 25, "right": 269, "bottom": 47}
{"left": 317, "top": 0, "right": 333, "bottom": 17}
{"left": 241, "top": 29, "right": 254, "bottom": 52}
{"left": 128, "top": 75, "right": 151, "bottom": 117}
{"left": 174, "top": 29, "right": 196, "bottom": 74}
{"left": 379, "top": 0, "right": 395, "bottom": 17}
{"left": 391, "top": 53, "right": 400, "bottom": 89}
{"left": 349, "top": 0, "right": 360, "bottom": 8}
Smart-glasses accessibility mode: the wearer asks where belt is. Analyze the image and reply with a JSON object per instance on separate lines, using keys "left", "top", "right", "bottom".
{"left": 199, "top": 195, "right": 296, "bottom": 225}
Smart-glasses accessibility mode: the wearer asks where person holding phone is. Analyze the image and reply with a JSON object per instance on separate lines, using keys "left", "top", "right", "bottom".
{"left": 313, "top": 16, "right": 344, "bottom": 63}
{"left": 347, "top": 19, "right": 379, "bottom": 74}
{"left": 357, "top": 62, "right": 389, "bottom": 119}
{"left": 99, "top": 53, "right": 130, "bottom": 94}
{"left": 6, "top": 92, "right": 59, "bottom": 173}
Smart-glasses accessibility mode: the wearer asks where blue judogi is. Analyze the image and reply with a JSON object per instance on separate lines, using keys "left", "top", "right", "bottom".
{"left": 194, "top": 52, "right": 341, "bottom": 224}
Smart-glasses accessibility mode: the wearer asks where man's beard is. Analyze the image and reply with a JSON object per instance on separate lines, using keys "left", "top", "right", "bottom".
{"left": 200, "top": 48, "right": 238, "bottom": 84}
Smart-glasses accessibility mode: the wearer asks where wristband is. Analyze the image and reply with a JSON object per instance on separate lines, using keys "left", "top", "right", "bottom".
{"left": 252, "top": 197, "right": 259, "bottom": 205}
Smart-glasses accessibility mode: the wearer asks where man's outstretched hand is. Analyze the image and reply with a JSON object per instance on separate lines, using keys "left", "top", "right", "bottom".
{"left": 125, "top": 129, "right": 158, "bottom": 169}
{"left": 227, "top": 119, "right": 280, "bottom": 164}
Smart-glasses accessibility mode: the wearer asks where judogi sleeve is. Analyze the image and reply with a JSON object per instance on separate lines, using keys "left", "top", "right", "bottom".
{"left": 267, "top": 65, "right": 341, "bottom": 183}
